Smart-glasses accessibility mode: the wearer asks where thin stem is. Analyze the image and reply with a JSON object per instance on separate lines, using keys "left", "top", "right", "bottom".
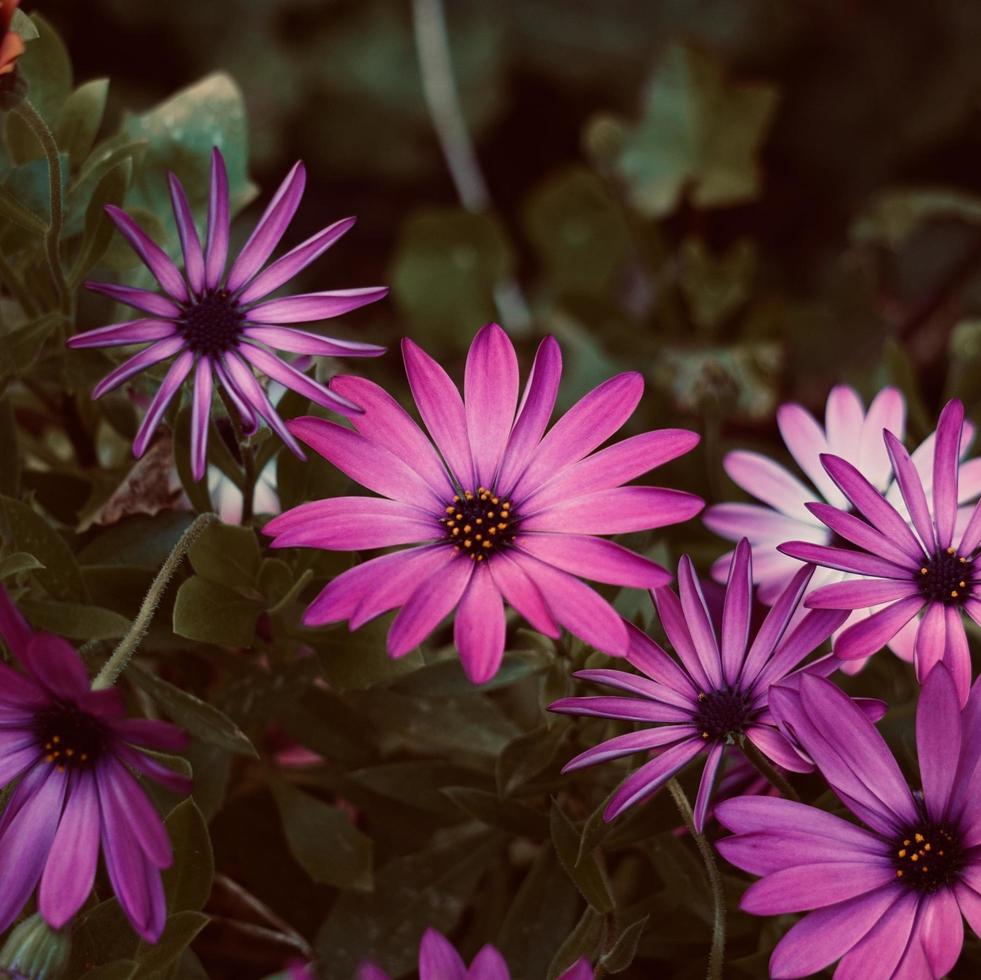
{"left": 13, "top": 100, "right": 69, "bottom": 315}
{"left": 91, "top": 513, "right": 219, "bottom": 690}
{"left": 411, "top": 0, "right": 531, "bottom": 331}
{"left": 741, "top": 738, "right": 800, "bottom": 802}
{"left": 667, "top": 778, "right": 725, "bottom": 980}
{"left": 217, "top": 386, "right": 256, "bottom": 525}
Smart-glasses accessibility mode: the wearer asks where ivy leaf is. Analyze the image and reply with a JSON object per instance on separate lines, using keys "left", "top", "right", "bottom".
{"left": 616, "top": 43, "right": 779, "bottom": 216}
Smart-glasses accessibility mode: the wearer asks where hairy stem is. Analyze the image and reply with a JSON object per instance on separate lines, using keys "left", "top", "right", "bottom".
{"left": 14, "top": 100, "right": 69, "bottom": 315}
{"left": 741, "top": 738, "right": 800, "bottom": 802}
{"left": 667, "top": 778, "right": 726, "bottom": 980}
{"left": 91, "top": 513, "right": 219, "bottom": 690}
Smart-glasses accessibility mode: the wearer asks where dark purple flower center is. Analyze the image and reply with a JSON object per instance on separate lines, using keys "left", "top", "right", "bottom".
{"left": 693, "top": 688, "right": 754, "bottom": 741}
{"left": 179, "top": 289, "right": 244, "bottom": 356}
{"left": 918, "top": 548, "right": 974, "bottom": 605}
{"left": 893, "top": 823, "right": 964, "bottom": 892}
{"left": 441, "top": 486, "right": 517, "bottom": 561}
{"left": 32, "top": 701, "right": 108, "bottom": 770}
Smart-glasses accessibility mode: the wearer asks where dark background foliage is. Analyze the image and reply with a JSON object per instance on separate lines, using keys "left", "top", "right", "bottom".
{"left": 4, "top": 0, "right": 981, "bottom": 977}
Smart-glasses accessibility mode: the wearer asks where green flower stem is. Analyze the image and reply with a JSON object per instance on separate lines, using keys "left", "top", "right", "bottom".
{"left": 741, "top": 738, "right": 801, "bottom": 802}
{"left": 667, "top": 777, "right": 725, "bottom": 980}
{"left": 13, "top": 99, "right": 69, "bottom": 315}
{"left": 217, "top": 386, "right": 257, "bottom": 525}
{"left": 91, "top": 513, "right": 219, "bottom": 690}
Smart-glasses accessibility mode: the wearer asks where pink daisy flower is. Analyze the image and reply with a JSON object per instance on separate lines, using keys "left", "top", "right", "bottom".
{"left": 0, "top": 588, "right": 190, "bottom": 942}
{"left": 357, "top": 927, "right": 591, "bottom": 979}
{"left": 68, "top": 148, "right": 388, "bottom": 480}
{"left": 704, "top": 385, "right": 981, "bottom": 668}
{"left": 717, "top": 665, "right": 981, "bottom": 979}
{"left": 264, "top": 323, "right": 704, "bottom": 683}
{"left": 781, "top": 399, "right": 981, "bottom": 705}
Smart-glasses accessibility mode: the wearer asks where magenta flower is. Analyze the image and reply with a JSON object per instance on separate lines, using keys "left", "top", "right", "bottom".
{"left": 356, "top": 928, "right": 591, "bottom": 979}
{"left": 780, "top": 399, "right": 981, "bottom": 704}
{"left": 717, "top": 665, "right": 981, "bottom": 979}
{"left": 68, "top": 148, "right": 388, "bottom": 480}
{"left": 0, "top": 588, "right": 190, "bottom": 942}
{"left": 264, "top": 323, "right": 703, "bottom": 683}
{"left": 704, "top": 385, "right": 981, "bottom": 669}
{"left": 549, "top": 540, "right": 854, "bottom": 830}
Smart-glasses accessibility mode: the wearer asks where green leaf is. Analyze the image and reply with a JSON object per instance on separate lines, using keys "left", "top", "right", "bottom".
{"left": 598, "top": 915, "right": 650, "bottom": 973}
{"left": 57, "top": 78, "right": 109, "bottom": 167}
{"left": 79, "top": 963, "right": 138, "bottom": 980}
{"left": 2, "top": 153, "right": 68, "bottom": 223}
{"left": 315, "top": 619, "right": 425, "bottom": 691}
{"left": 546, "top": 907, "right": 606, "bottom": 980}
{"left": 679, "top": 236, "right": 757, "bottom": 334}
{"left": 316, "top": 826, "right": 501, "bottom": 977}
{"left": 550, "top": 799, "right": 615, "bottom": 913}
{"left": 441, "top": 786, "right": 548, "bottom": 838}
{"left": 0, "top": 551, "right": 43, "bottom": 580}
{"left": 122, "top": 72, "right": 256, "bottom": 246}
{"left": 392, "top": 651, "right": 547, "bottom": 698}
{"left": 16, "top": 598, "right": 129, "bottom": 640}
{"left": 0, "top": 182, "right": 47, "bottom": 235}
{"left": 69, "top": 156, "right": 132, "bottom": 287}
{"left": 390, "top": 208, "right": 513, "bottom": 343}
{"left": 134, "top": 911, "right": 209, "bottom": 974}
{"left": 129, "top": 661, "right": 258, "bottom": 757}
{"left": 272, "top": 779, "right": 374, "bottom": 890}
{"left": 616, "top": 43, "right": 779, "bottom": 216}
{"left": 853, "top": 186, "right": 981, "bottom": 247}
{"left": 188, "top": 522, "right": 261, "bottom": 592}
{"left": 0, "top": 495, "right": 86, "bottom": 600}
{"left": 10, "top": 8, "right": 39, "bottom": 42}
{"left": 497, "top": 721, "right": 568, "bottom": 796}
{"left": 162, "top": 799, "right": 215, "bottom": 912}
{"left": 172, "top": 575, "right": 261, "bottom": 647}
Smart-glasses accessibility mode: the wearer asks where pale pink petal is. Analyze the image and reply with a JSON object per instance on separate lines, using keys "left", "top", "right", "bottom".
{"left": 723, "top": 450, "right": 815, "bottom": 521}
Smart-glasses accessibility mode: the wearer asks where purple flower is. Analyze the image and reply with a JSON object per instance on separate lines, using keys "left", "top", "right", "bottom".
{"left": 264, "top": 323, "right": 704, "bottom": 683}
{"left": 549, "top": 540, "right": 857, "bottom": 831}
{"left": 716, "top": 665, "right": 981, "bottom": 979}
{"left": 0, "top": 588, "right": 190, "bottom": 942}
{"left": 68, "top": 148, "right": 388, "bottom": 480}
{"left": 780, "top": 398, "right": 981, "bottom": 704}
{"left": 704, "top": 385, "right": 981, "bottom": 670}
{"left": 356, "top": 928, "right": 592, "bottom": 979}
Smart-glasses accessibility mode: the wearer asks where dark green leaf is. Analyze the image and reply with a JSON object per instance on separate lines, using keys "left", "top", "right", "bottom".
{"left": 497, "top": 721, "right": 568, "bottom": 796}
{"left": 546, "top": 907, "right": 606, "bottom": 980}
{"left": 441, "top": 786, "right": 548, "bottom": 838}
{"left": 162, "top": 799, "right": 215, "bottom": 912}
{"left": 17, "top": 598, "right": 129, "bottom": 640}
{"left": 272, "top": 779, "right": 374, "bottom": 890}
{"left": 172, "top": 575, "right": 260, "bottom": 647}
{"left": 0, "top": 551, "right": 43, "bottom": 579}
{"left": 129, "top": 661, "right": 258, "bottom": 757}
{"left": 188, "top": 521, "right": 261, "bottom": 591}
{"left": 57, "top": 78, "right": 109, "bottom": 167}
{"left": 69, "top": 156, "right": 132, "bottom": 287}
{"left": 392, "top": 650, "right": 547, "bottom": 697}
{"left": 134, "top": 911, "right": 209, "bottom": 973}
{"left": 550, "top": 799, "right": 615, "bottom": 913}
{"left": 598, "top": 915, "right": 650, "bottom": 973}
{"left": 0, "top": 495, "right": 86, "bottom": 600}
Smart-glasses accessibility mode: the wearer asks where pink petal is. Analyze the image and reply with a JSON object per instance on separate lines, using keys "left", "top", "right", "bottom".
{"left": 776, "top": 401, "right": 842, "bottom": 507}
{"left": 418, "top": 929, "right": 467, "bottom": 980}
{"left": 604, "top": 737, "right": 704, "bottom": 819}
{"left": 223, "top": 352, "right": 305, "bottom": 457}
{"left": 652, "top": 586, "right": 714, "bottom": 692}
{"left": 487, "top": 550, "right": 560, "bottom": 637}
{"left": 67, "top": 319, "right": 178, "bottom": 349}
{"left": 806, "top": 577, "right": 920, "bottom": 610}
{"left": 741, "top": 862, "right": 895, "bottom": 915}
{"left": 85, "top": 281, "right": 182, "bottom": 318}
{"left": 240, "top": 344, "right": 362, "bottom": 416}
{"left": 453, "top": 566, "right": 505, "bottom": 683}
{"left": 205, "top": 148, "right": 230, "bottom": 289}
{"left": 387, "top": 556, "right": 473, "bottom": 657}
{"left": 933, "top": 399, "right": 965, "bottom": 550}
{"left": 189, "top": 356, "right": 213, "bottom": 481}
{"left": 693, "top": 741, "right": 724, "bottom": 831}
{"left": 703, "top": 502, "right": 817, "bottom": 549}
{"left": 884, "top": 429, "right": 935, "bottom": 552}
{"left": 677, "top": 556, "right": 724, "bottom": 688}
{"left": 132, "top": 349, "right": 195, "bottom": 458}
{"left": 516, "top": 533, "right": 671, "bottom": 588}
{"left": 916, "top": 663, "right": 961, "bottom": 822}
{"left": 858, "top": 386, "right": 905, "bottom": 489}
{"left": 828, "top": 889, "right": 918, "bottom": 980}
{"left": 105, "top": 205, "right": 188, "bottom": 301}
{"left": 91, "top": 335, "right": 187, "bottom": 399}
{"left": 168, "top": 173, "right": 205, "bottom": 296}
{"left": 243, "top": 325, "right": 386, "bottom": 358}
{"left": 246, "top": 288, "right": 388, "bottom": 324}
{"left": 723, "top": 450, "right": 815, "bottom": 521}
{"left": 522, "top": 486, "right": 704, "bottom": 534}
{"left": 560, "top": 725, "right": 695, "bottom": 773}
{"left": 720, "top": 539, "right": 752, "bottom": 685}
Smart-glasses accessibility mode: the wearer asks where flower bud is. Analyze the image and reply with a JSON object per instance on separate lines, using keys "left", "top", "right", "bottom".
{"left": 0, "top": 915, "right": 71, "bottom": 980}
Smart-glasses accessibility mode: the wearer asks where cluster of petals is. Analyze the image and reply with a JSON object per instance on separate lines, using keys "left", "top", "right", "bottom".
{"left": 0, "top": 588, "right": 189, "bottom": 942}
{"left": 781, "top": 399, "right": 981, "bottom": 704}
{"left": 357, "top": 927, "right": 591, "bottom": 980}
{"left": 704, "top": 386, "right": 981, "bottom": 670}
{"left": 549, "top": 539, "right": 870, "bottom": 830}
{"left": 69, "top": 147, "right": 388, "bottom": 480}
{"left": 265, "top": 322, "right": 704, "bottom": 683}
{"left": 717, "top": 665, "right": 981, "bottom": 979}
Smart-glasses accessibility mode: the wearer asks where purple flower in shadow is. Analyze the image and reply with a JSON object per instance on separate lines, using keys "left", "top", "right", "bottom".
{"left": 356, "top": 927, "right": 591, "bottom": 979}
{"left": 549, "top": 540, "right": 876, "bottom": 831}
{"left": 780, "top": 399, "right": 981, "bottom": 704}
{"left": 0, "top": 588, "right": 190, "bottom": 942}
{"left": 69, "top": 148, "right": 388, "bottom": 480}
{"left": 264, "top": 322, "right": 704, "bottom": 683}
{"left": 717, "top": 664, "right": 981, "bottom": 979}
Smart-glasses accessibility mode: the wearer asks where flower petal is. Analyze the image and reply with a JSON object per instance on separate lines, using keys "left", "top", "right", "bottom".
{"left": 418, "top": 929, "right": 467, "bottom": 980}
{"left": 85, "top": 281, "right": 182, "bottom": 318}
{"left": 820, "top": 889, "right": 917, "bottom": 980}
{"left": 67, "top": 319, "right": 178, "bottom": 349}
{"left": 806, "top": 578, "right": 920, "bottom": 610}
{"left": 677, "top": 556, "right": 724, "bottom": 688}
{"left": 495, "top": 336, "right": 562, "bottom": 495}
{"left": 91, "top": 335, "right": 186, "bottom": 399}
{"left": 778, "top": 541, "right": 911, "bottom": 579}
{"left": 402, "top": 337, "right": 474, "bottom": 488}
{"left": 105, "top": 205, "right": 188, "bottom": 301}
{"left": 832, "top": 596, "right": 925, "bottom": 661}
{"left": 859, "top": 386, "right": 905, "bottom": 489}
{"left": 720, "top": 539, "right": 752, "bottom": 685}
{"left": 132, "top": 349, "right": 195, "bottom": 458}
{"left": 806, "top": 502, "right": 922, "bottom": 568}
{"left": 223, "top": 352, "right": 305, "bottom": 457}
{"left": 776, "top": 400, "right": 842, "bottom": 507}
{"left": 604, "top": 738, "right": 704, "bottom": 820}
{"left": 522, "top": 486, "right": 704, "bottom": 534}
{"left": 453, "top": 565, "right": 505, "bottom": 684}
{"left": 228, "top": 160, "right": 306, "bottom": 293}
{"left": 247, "top": 288, "right": 388, "bottom": 325}
{"left": 933, "top": 399, "right": 964, "bottom": 550}
{"left": 168, "top": 173, "right": 205, "bottom": 296}
{"left": 723, "top": 450, "right": 815, "bottom": 521}
{"left": 559, "top": 725, "right": 695, "bottom": 773}
{"left": 487, "top": 550, "right": 560, "bottom": 637}
{"left": 652, "top": 586, "right": 714, "bottom": 692}
{"left": 742, "top": 861, "right": 895, "bottom": 915}
{"left": 190, "top": 356, "right": 212, "bottom": 481}
{"left": 464, "top": 323, "right": 519, "bottom": 487}
{"left": 243, "top": 325, "right": 386, "bottom": 358}
{"left": 884, "top": 429, "right": 935, "bottom": 553}
{"left": 693, "top": 741, "right": 725, "bottom": 831}
{"left": 516, "top": 533, "right": 671, "bottom": 588}
{"left": 387, "top": 556, "right": 473, "bottom": 657}
{"left": 205, "top": 148, "right": 230, "bottom": 289}
{"left": 237, "top": 216, "right": 357, "bottom": 304}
